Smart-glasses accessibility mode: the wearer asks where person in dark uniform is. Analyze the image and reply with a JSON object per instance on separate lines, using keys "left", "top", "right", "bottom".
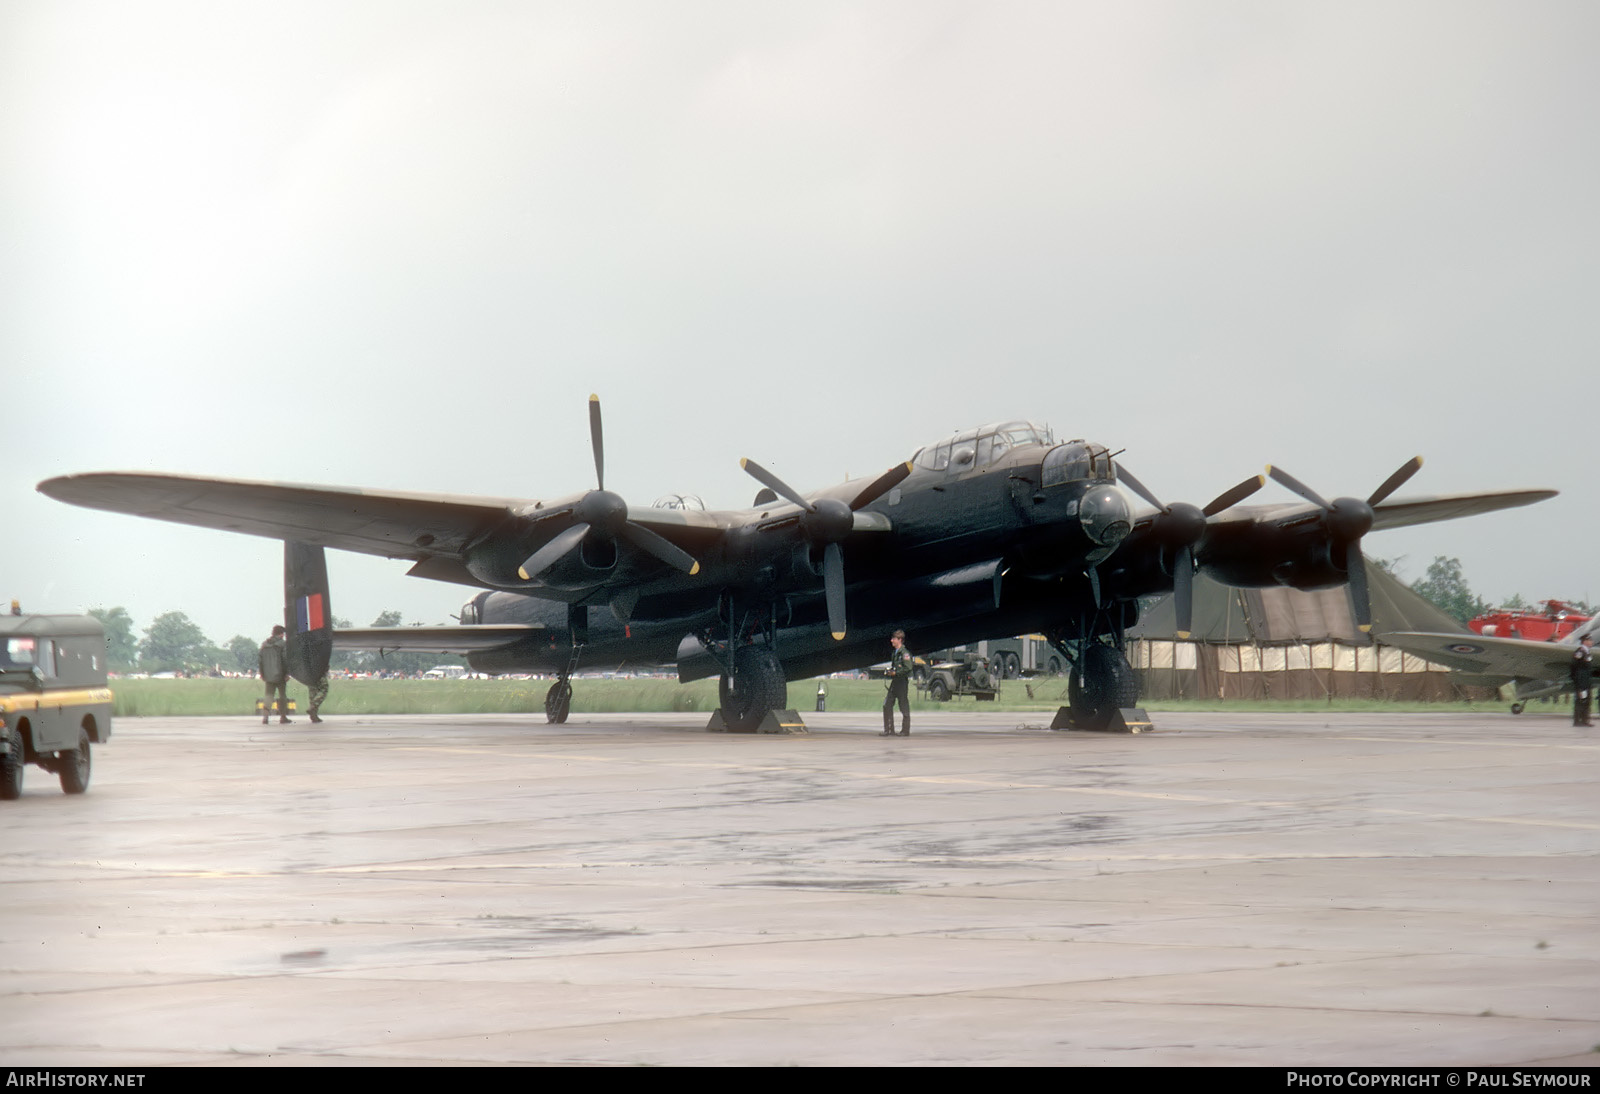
{"left": 1571, "top": 633, "right": 1594, "bottom": 727}
{"left": 258, "top": 625, "right": 292, "bottom": 724}
{"left": 882, "top": 630, "right": 913, "bottom": 737}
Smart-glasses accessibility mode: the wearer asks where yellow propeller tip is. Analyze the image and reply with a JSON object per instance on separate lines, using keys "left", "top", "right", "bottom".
{"left": 588, "top": 393, "right": 599, "bottom": 401}
{"left": 516, "top": 568, "right": 530, "bottom": 581}
{"left": 739, "top": 457, "right": 749, "bottom": 469}
{"left": 1175, "top": 631, "right": 1191, "bottom": 640}
{"left": 689, "top": 562, "right": 700, "bottom": 576}
{"left": 831, "top": 631, "right": 846, "bottom": 641}
{"left": 1358, "top": 623, "right": 1373, "bottom": 633}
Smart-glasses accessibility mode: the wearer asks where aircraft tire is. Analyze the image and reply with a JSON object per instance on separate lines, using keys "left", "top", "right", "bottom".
{"left": 1, "top": 726, "right": 23, "bottom": 800}
{"left": 58, "top": 727, "right": 91, "bottom": 795}
{"left": 718, "top": 647, "right": 787, "bottom": 731}
{"left": 545, "top": 681, "right": 572, "bottom": 724}
{"left": 1069, "top": 646, "right": 1139, "bottom": 730}
{"left": 1510, "top": 702, "right": 1525, "bottom": 715}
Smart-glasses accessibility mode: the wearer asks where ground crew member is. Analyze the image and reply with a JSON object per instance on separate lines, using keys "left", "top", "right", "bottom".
{"left": 1571, "top": 633, "right": 1594, "bottom": 727}
{"left": 259, "top": 625, "right": 292, "bottom": 724}
{"left": 882, "top": 630, "right": 913, "bottom": 737}
{"left": 307, "top": 671, "right": 329, "bottom": 724}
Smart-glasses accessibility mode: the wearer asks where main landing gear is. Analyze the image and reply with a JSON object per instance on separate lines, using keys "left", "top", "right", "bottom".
{"left": 717, "top": 646, "right": 788, "bottom": 731}
{"left": 1067, "top": 643, "right": 1141, "bottom": 730}
{"left": 545, "top": 678, "right": 573, "bottom": 724}
{"left": 704, "top": 595, "right": 796, "bottom": 733}
{"left": 546, "top": 606, "right": 585, "bottom": 725}
{"left": 1046, "top": 615, "right": 1146, "bottom": 732}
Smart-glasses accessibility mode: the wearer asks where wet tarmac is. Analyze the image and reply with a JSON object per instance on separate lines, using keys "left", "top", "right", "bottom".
{"left": 1, "top": 708, "right": 1596, "bottom": 1067}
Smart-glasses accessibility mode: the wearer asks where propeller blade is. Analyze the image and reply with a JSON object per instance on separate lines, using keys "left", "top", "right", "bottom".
{"left": 1173, "top": 545, "right": 1194, "bottom": 639}
{"left": 1116, "top": 465, "right": 1165, "bottom": 511}
{"left": 822, "top": 542, "right": 847, "bottom": 640}
{"left": 847, "top": 461, "right": 913, "bottom": 511}
{"left": 1346, "top": 544, "right": 1372, "bottom": 633}
{"left": 1087, "top": 565, "right": 1101, "bottom": 607}
{"left": 588, "top": 394, "right": 605, "bottom": 491}
{"left": 740, "top": 458, "right": 812, "bottom": 512}
{"left": 619, "top": 520, "right": 700, "bottom": 576}
{"left": 1266, "top": 465, "right": 1330, "bottom": 509}
{"left": 1203, "top": 474, "right": 1266, "bottom": 517}
{"left": 1367, "top": 455, "right": 1423, "bottom": 507}
{"left": 517, "top": 523, "right": 590, "bottom": 581}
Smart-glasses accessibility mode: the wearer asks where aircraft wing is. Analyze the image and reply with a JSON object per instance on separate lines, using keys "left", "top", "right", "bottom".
{"left": 1378, "top": 631, "right": 1577, "bottom": 680}
{"left": 331, "top": 625, "right": 543, "bottom": 653}
{"left": 1370, "top": 489, "right": 1558, "bottom": 531}
{"left": 1207, "top": 488, "right": 1557, "bottom": 531}
{"left": 38, "top": 471, "right": 528, "bottom": 561}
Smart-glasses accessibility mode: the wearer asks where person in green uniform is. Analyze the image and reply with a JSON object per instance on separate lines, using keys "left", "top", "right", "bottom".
{"left": 258, "top": 625, "right": 292, "bottom": 724}
{"left": 882, "top": 630, "right": 913, "bottom": 737}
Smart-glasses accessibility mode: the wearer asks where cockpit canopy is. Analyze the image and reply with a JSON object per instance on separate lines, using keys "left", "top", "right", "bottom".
{"left": 1041, "top": 440, "right": 1118, "bottom": 487}
{"left": 911, "top": 420, "right": 1054, "bottom": 473}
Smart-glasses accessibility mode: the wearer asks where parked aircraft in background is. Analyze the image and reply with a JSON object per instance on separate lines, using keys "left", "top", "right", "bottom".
{"left": 40, "top": 397, "right": 1555, "bottom": 730}
{"left": 1381, "top": 611, "right": 1600, "bottom": 715}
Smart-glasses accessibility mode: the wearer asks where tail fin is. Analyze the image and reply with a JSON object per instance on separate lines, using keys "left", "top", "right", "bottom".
{"left": 284, "top": 540, "right": 332, "bottom": 685}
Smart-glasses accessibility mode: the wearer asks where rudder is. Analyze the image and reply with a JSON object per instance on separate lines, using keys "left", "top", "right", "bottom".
{"left": 284, "top": 541, "right": 332, "bottom": 686}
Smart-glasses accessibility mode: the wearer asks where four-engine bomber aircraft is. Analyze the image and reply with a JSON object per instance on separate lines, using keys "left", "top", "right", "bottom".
{"left": 39, "top": 397, "right": 1555, "bottom": 729}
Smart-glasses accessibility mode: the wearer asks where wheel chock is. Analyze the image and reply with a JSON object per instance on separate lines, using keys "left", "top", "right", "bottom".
{"left": 705, "top": 709, "right": 807, "bottom": 734}
{"left": 1050, "top": 706, "right": 1153, "bottom": 733}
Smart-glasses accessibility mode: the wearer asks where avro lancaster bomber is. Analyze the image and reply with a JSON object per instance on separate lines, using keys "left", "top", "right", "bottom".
{"left": 40, "top": 397, "right": 1554, "bottom": 730}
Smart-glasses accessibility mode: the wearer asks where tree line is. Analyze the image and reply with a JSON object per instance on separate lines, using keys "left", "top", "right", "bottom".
{"left": 1376, "top": 555, "right": 1587, "bottom": 624}
{"left": 85, "top": 607, "right": 463, "bottom": 677}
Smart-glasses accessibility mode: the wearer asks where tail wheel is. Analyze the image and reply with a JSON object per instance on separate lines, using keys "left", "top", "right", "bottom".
{"left": 59, "top": 727, "right": 91, "bottom": 795}
{"left": 1069, "top": 645, "right": 1140, "bottom": 730}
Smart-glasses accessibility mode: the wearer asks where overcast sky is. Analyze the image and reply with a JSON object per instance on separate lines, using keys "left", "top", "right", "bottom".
{"left": 3, "top": 1, "right": 1596, "bottom": 645}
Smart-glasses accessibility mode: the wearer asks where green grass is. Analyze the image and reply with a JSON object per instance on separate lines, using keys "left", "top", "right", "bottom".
{"left": 106, "top": 676, "right": 1514, "bottom": 718}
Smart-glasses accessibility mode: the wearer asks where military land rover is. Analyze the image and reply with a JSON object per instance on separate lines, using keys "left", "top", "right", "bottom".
{"left": 0, "top": 612, "right": 112, "bottom": 799}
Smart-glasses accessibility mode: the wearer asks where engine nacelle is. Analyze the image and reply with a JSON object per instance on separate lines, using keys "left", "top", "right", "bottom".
{"left": 1198, "top": 525, "right": 1352, "bottom": 591}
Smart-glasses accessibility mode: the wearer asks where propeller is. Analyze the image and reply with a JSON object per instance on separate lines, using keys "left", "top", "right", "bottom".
{"left": 1264, "top": 456, "right": 1423, "bottom": 632}
{"left": 1119, "top": 467, "right": 1267, "bottom": 639}
{"left": 740, "top": 457, "right": 912, "bottom": 640}
{"left": 517, "top": 395, "right": 701, "bottom": 582}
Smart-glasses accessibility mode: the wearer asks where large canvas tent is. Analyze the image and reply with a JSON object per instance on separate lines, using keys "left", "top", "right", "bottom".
{"left": 1125, "top": 566, "right": 1497, "bottom": 701}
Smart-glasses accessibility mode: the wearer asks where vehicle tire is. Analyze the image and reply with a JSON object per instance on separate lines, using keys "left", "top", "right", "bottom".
{"left": 545, "top": 680, "right": 572, "bottom": 724}
{"left": 718, "top": 647, "right": 787, "bottom": 731}
{"left": 1047, "top": 656, "right": 1063, "bottom": 677}
{"left": 59, "top": 727, "right": 91, "bottom": 795}
{"left": 1, "top": 725, "right": 22, "bottom": 801}
{"left": 1068, "top": 645, "right": 1140, "bottom": 730}
{"left": 928, "top": 677, "right": 950, "bottom": 702}
{"left": 997, "top": 652, "right": 1018, "bottom": 680}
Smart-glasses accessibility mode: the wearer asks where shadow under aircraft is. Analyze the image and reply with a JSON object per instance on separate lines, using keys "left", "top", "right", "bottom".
{"left": 40, "top": 397, "right": 1555, "bottom": 730}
